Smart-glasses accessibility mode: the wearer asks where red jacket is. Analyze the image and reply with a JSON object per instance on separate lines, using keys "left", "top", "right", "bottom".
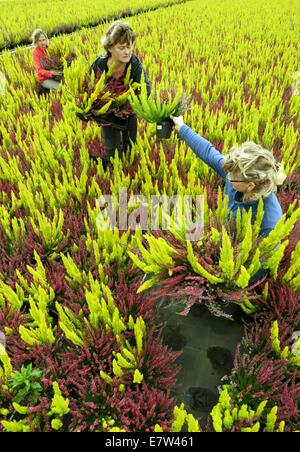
{"left": 32, "top": 46, "right": 52, "bottom": 83}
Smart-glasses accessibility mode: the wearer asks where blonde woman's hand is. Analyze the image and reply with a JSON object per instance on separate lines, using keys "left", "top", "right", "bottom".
{"left": 170, "top": 115, "right": 184, "bottom": 132}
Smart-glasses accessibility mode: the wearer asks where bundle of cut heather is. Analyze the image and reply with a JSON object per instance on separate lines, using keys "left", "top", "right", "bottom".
{"left": 41, "top": 49, "right": 76, "bottom": 72}
{"left": 65, "top": 57, "right": 140, "bottom": 122}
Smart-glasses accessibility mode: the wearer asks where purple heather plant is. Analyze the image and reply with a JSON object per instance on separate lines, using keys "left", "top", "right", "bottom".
{"left": 227, "top": 312, "right": 300, "bottom": 431}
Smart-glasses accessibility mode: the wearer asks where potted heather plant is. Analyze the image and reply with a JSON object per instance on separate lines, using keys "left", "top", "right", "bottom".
{"left": 129, "top": 81, "right": 190, "bottom": 139}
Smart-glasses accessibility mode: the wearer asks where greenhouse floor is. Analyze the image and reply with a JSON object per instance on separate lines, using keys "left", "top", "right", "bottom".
{"left": 160, "top": 301, "right": 244, "bottom": 424}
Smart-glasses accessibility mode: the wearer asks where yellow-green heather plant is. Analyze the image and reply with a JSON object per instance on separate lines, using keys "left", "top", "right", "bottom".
{"left": 0, "top": 0, "right": 184, "bottom": 50}
{"left": 48, "top": 382, "right": 70, "bottom": 431}
{"left": 0, "top": 347, "right": 13, "bottom": 388}
{"left": 210, "top": 388, "right": 285, "bottom": 432}
{"left": 64, "top": 57, "right": 114, "bottom": 118}
{"left": 283, "top": 241, "right": 300, "bottom": 291}
{"left": 129, "top": 79, "right": 186, "bottom": 123}
{"left": 270, "top": 321, "right": 300, "bottom": 367}
{"left": 0, "top": 0, "right": 299, "bottom": 432}
{"left": 129, "top": 195, "right": 300, "bottom": 300}
{"left": 154, "top": 403, "right": 201, "bottom": 432}
{"left": 1, "top": 380, "right": 70, "bottom": 432}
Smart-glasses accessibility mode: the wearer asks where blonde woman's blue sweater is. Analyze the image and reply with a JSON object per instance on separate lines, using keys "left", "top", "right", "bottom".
{"left": 179, "top": 124, "right": 282, "bottom": 237}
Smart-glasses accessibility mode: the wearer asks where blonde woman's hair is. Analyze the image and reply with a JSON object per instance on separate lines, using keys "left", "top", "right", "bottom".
{"left": 31, "top": 28, "right": 48, "bottom": 46}
{"left": 223, "top": 141, "right": 286, "bottom": 200}
{"left": 101, "top": 20, "right": 135, "bottom": 54}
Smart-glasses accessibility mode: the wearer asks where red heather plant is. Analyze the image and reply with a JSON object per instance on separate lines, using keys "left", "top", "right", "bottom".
{"left": 277, "top": 192, "right": 299, "bottom": 216}
{"left": 61, "top": 205, "right": 88, "bottom": 242}
{"left": 276, "top": 382, "right": 300, "bottom": 428}
{"left": 201, "top": 182, "right": 219, "bottom": 210}
{"left": 0, "top": 308, "right": 28, "bottom": 357}
{"left": 0, "top": 341, "right": 69, "bottom": 431}
{"left": 230, "top": 347, "right": 291, "bottom": 406}
{"left": 282, "top": 219, "right": 300, "bottom": 256}
{"left": 137, "top": 327, "right": 180, "bottom": 390}
{"left": 0, "top": 145, "right": 31, "bottom": 175}
{"left": 111, "top": 281, "right": 157, "bottom": 322}
{"left": 280, "top": 170, "right": 300, "bottom": 196}
{"left": 44, "top": 259, "right": 67, "bottom": 299}
{"left": 102, "top": 76, "right": 134, "bottom": 120}
{"left": 0, "top": 389, "right": 13, "bottom": 433}
{"left": 0, "top": 180, "right": 18, "bottom": 201}
{"left": 50, "top": 99, "right": 63, "bottom": 121}
{"left": 5, "top": 330, "right": 64, "bottom": 373}
{"left": 230, "top": 357, "right": 300, "bottom": 431}
{"left": 105, "top": 258, "right": 142, "bottom": 289}
{"left": 50, "top": 286, "right": 179, "bottom": 431}
{"left": 0, "top": 286, "right": 181, "bottom": 431}
{"left": 68, "top": 381, "right": 175, "bottom": 432}
{"left": 27, "top": 397, "right": 59, "bottom": 432}
{"left": 227, "top": 316, "right": 300, "bottom": 430}
{"left": 241, "top": 316, "right": 297, "bottom": 362}
{"left": 45, "top": 244, "right": 142, "bottom": 315}
{"left": 251, "top": 281, "right": 300, "bottom": 324}
{"left": 59, "top": 327, "right": 118, "bottom": 380}
{"left": 106, "top": 383, "right": 175, "bottom": 432}
{"left": 86, "top": 138, "right": 106, "bottom": 159}
{"left": 58, "top": 325, "right": 178, "bottom": 431}
{"left": 0, "top": 223, "right": 41, "bottom": 283}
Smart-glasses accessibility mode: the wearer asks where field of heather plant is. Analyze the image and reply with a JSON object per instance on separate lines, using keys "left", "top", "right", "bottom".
{"left": 0, "top": 0, "right": 299, "bottom": 433}
{"left": 0, "top": 0, "right": 186, "bottom": 50}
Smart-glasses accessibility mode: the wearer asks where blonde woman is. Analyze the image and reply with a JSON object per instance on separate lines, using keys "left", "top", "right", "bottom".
{"left": 32, "top": 28, "right": 62, "bottom": 91}
{"left": 91, "top": 20, "right": 151, "bottom": 165}
{"left": 170, "top": 115, "right": 286, "bottom": 238}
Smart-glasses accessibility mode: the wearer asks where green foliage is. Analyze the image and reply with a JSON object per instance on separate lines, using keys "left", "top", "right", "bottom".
{"left": 0, "top": 205, "right": 26, "bottom": 253}
{"left": 10, "top": 364, "right": 42, "bottom": 404}
{"left": 56, "top": 303, "right": 84, "bottom": 347}
{"left": 129, "top": 79, "right": 186, "bottom": 123}
{"left": 0, "top": 0, "right": 184, "bottom": 50}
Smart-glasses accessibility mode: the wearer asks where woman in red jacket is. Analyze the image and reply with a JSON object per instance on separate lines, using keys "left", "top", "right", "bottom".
{"left": 32, "top": 28, "right": 62, "bottom": 91}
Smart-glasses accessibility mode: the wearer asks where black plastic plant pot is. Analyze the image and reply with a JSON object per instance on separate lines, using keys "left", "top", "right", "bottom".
{"left": 156, "top": 119, "right": 173, "bottom": 139}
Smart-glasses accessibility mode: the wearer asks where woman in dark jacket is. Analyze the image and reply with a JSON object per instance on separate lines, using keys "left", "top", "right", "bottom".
{"left": 91, "top": 20, "right": 151, "bottom": 166}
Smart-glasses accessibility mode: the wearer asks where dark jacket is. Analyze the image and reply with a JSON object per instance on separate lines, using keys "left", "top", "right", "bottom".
{"left": 91, "top": 53, "right": 151, "bottom": 96}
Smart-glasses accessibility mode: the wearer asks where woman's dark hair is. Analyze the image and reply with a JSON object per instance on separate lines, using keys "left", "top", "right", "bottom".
{"left": 101, "top": 21, "right": 135, "bottom": 54}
